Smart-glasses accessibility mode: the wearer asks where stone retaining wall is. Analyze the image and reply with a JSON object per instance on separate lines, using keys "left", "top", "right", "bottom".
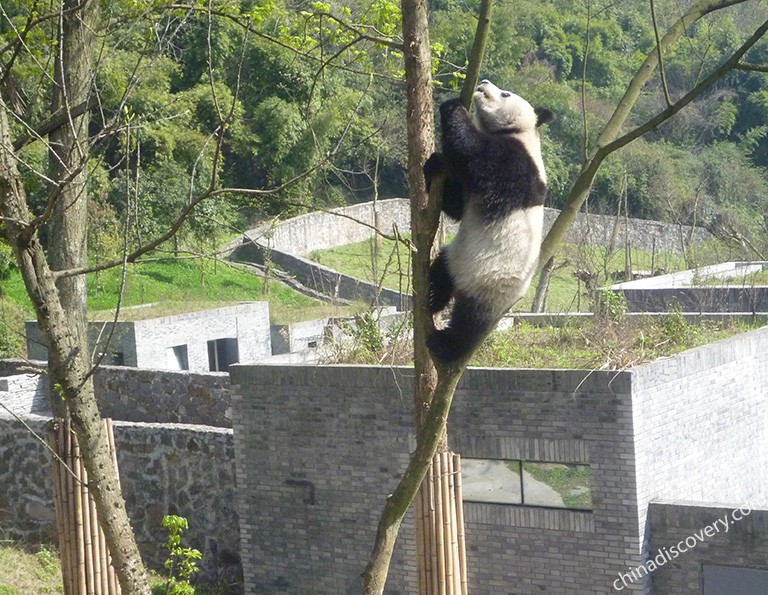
{"left": 0, "top": 363, "right": 239, "bottom": 585}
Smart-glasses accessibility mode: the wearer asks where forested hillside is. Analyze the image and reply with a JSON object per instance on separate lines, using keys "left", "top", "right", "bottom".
{"left": 2, "top": 0, "right": 767, "bottom": 266}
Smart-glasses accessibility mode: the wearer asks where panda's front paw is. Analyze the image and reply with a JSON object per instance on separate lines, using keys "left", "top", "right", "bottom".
{"left": 423, "top": 152, "right": 446, "bottom": 192}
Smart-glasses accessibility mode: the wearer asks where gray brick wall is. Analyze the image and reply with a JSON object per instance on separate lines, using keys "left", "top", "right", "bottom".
{"left": 632, "top": 327, "right": 768, "bottom": 585}
{"left": 648, "top": 502, "right": 768, "bottom": 593}
{"left": 230, "top": 365, "right": 641, "bottom": 594}
{"left": 230, "top": 326, "right": 768, "bottom": 594}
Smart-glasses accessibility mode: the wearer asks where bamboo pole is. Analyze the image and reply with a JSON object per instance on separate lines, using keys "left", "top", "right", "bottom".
{"left": 416, "top": 488, "right": 426, "bottom": 592}
{"left": 87, "top": 482, "right": 103, "bottom": 594}
{"left": 453, "top": 455, "right": 468, "bottom": 595}
{"left": 428, "top": 462, "right": 438, "bottom": 595}
{"left": 435, "top": 454, "right": 447, "bottom": 595}
{"left": 439, "top": 453, "right": 453, "bottom": 592}
{"left": 79, "top": 441, "right": 95, "bottom": 595}
{"left": 64, "top": 421, "right": 77, "bottom": 595}
{"left": 50, "top": 418, "right": 124, "bottom": 595}
{"left": 72, "top": 437, "right": 87, "bottom": 595}
{"left": 444, "top": 453, "right": 460, "bottom": 595}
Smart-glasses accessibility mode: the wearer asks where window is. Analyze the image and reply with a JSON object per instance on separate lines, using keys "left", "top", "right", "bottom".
{"left": 461, "top": 458, "right": 592, "bottom": 510}
{"left": 207, "top": 338, "right": 239, "bottom": 372}
{"left": 166, "top": 345, "right": 189, "bottom": 371}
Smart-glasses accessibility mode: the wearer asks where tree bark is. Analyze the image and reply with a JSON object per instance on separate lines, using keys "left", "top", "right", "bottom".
{"left": 363, "top": 1, "right": 495, "bottom": 592}
{"left": 47, "top": 0, "right": 94, "bottom": 417}
{"left": 1, "top": 0, "right": 151, "bottom": 590}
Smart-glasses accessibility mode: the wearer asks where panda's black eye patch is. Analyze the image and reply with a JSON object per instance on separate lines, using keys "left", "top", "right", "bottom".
{"left": 501, "top": 91, "right": 511, "bottom": 98}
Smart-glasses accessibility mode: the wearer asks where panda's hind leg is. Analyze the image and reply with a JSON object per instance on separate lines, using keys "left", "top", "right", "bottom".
{"left": 429, "top": 249, "right": 454, "bottom": 314}
{"left": 427, "top": 294, "right": 496, "bottom": 364}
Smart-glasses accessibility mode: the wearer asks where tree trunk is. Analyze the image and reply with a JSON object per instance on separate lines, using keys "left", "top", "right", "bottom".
{"left": 47, "top": 0, "right": 95, "bottom": 416}
{"left": 0, "top": 0, "right": 151, "bottom": 589}
{"left": 531, "top": 256, "right": 553, "bottom": 313}
{"left": 363, "top": 1, "right": 495, "bottom": 592}
{"left": 1, "top": 100, "right": 151, "bottom": 595}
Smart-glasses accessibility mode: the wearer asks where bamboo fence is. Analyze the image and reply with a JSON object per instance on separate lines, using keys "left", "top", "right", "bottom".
{"left": 48, "top": 418, "right": 122, "bottom": 595}
{"left": 416, "top": 451, "right": 468, "bottom": 594}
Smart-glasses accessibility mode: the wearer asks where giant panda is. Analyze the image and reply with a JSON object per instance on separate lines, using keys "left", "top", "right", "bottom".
{"left": 423, "top": 79, "right": 554, "bottom": 364}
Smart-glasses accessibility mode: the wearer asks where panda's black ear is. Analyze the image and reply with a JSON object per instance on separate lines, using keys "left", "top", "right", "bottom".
{"left": 535, "top": 107, "right": 555, "bottom": 127}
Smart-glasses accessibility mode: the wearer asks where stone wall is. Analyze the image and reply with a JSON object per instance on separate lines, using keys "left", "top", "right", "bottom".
{"left": 0, "top": 359, "right": 232, "bottom": 427}
{"left": 0, "top": 363, "right": 239, "bottom": 584}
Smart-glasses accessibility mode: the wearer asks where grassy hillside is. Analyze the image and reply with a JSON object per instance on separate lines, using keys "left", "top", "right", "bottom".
{"left": 0, "top": 258, "right": 355, "bottom": 357}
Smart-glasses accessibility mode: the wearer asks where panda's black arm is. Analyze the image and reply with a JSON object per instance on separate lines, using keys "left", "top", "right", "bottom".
{"left": 424, "top": 153, "right": 464, "bottom": 221}
{"left": 440, "top": 98, "right": 484, "bottom": 162}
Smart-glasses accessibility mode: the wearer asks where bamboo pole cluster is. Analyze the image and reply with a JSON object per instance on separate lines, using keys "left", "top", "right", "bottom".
{"left": 415, "top": 451, "right": 468, "bottom": 594}
{"left": 49, "top": 418, "right": 122, "bottom": 595}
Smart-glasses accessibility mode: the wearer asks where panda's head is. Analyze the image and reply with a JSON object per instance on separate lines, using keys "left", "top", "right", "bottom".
{"left": 471, "top": 80, "right": 554, "bottom": 135}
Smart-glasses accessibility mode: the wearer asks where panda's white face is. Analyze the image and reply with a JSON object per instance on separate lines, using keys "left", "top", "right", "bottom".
{"left": 471, "top": 80, "right": 538, "bottom": 135}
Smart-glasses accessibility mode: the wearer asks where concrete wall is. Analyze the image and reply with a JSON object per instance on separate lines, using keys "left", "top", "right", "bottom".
{"left": 616, "top": 286, "right": 768, "bottom": 313}
{"left": 233, "top": 241, "right": 409, "bottom": 310}
{"left": 270, "top": 318, "right": 329, "bottom": 355}
{"left": 230, "top": 364, "right": 640, "bottom": 594}
{"left": 243, "top": 199, "right": 710, "bottom": 258}
{"left": 26, "top": 302, "right": 272, "bottom": 371}
{"left": 611, "top": 261, "right": 768, "bottom": 313}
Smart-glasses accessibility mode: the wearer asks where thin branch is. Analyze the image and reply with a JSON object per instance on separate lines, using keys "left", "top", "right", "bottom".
{"left": 0, "top": 402, "right": 86, "bottom": 486}
{"left": 581, "top": 0, "right": 592, "bottom": 163}
{"left": 736, "top": 61, "right": 768, "bottom": 72}
{"left": 12, "top": 96, "right": 98, "bottom": 152}
{"left": 55, "top": 87, "right": 371, "bottom": 280}
{"left": 601, "top": 18, "right": 768, "bottom": 158}
{"left": 650, "top": 0, "right": 672, "bottom": 107}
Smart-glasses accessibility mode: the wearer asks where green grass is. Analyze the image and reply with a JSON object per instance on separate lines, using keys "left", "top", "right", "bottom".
{"left": 0, "top": 258, "right": 345, "bottom": 326}
{"left": 523, "top": 462, "right": 592, "bottom": 510}
{"left": 471, "top": 314, "right": 760, "bottom": 370}
{"left": 307, "top": 237, "right": 696, "bottom": 313}
{"left": 0, "top": 544, "right": 63, "bottom": 594}
{"left": 0, "top": 542, "right": 234, "bottom": 594}
{"left": 308, "top": 236, "right": 413, "bottom": 294}
{"left": 695, "top": 266, "right": 768, "bottom": 286}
